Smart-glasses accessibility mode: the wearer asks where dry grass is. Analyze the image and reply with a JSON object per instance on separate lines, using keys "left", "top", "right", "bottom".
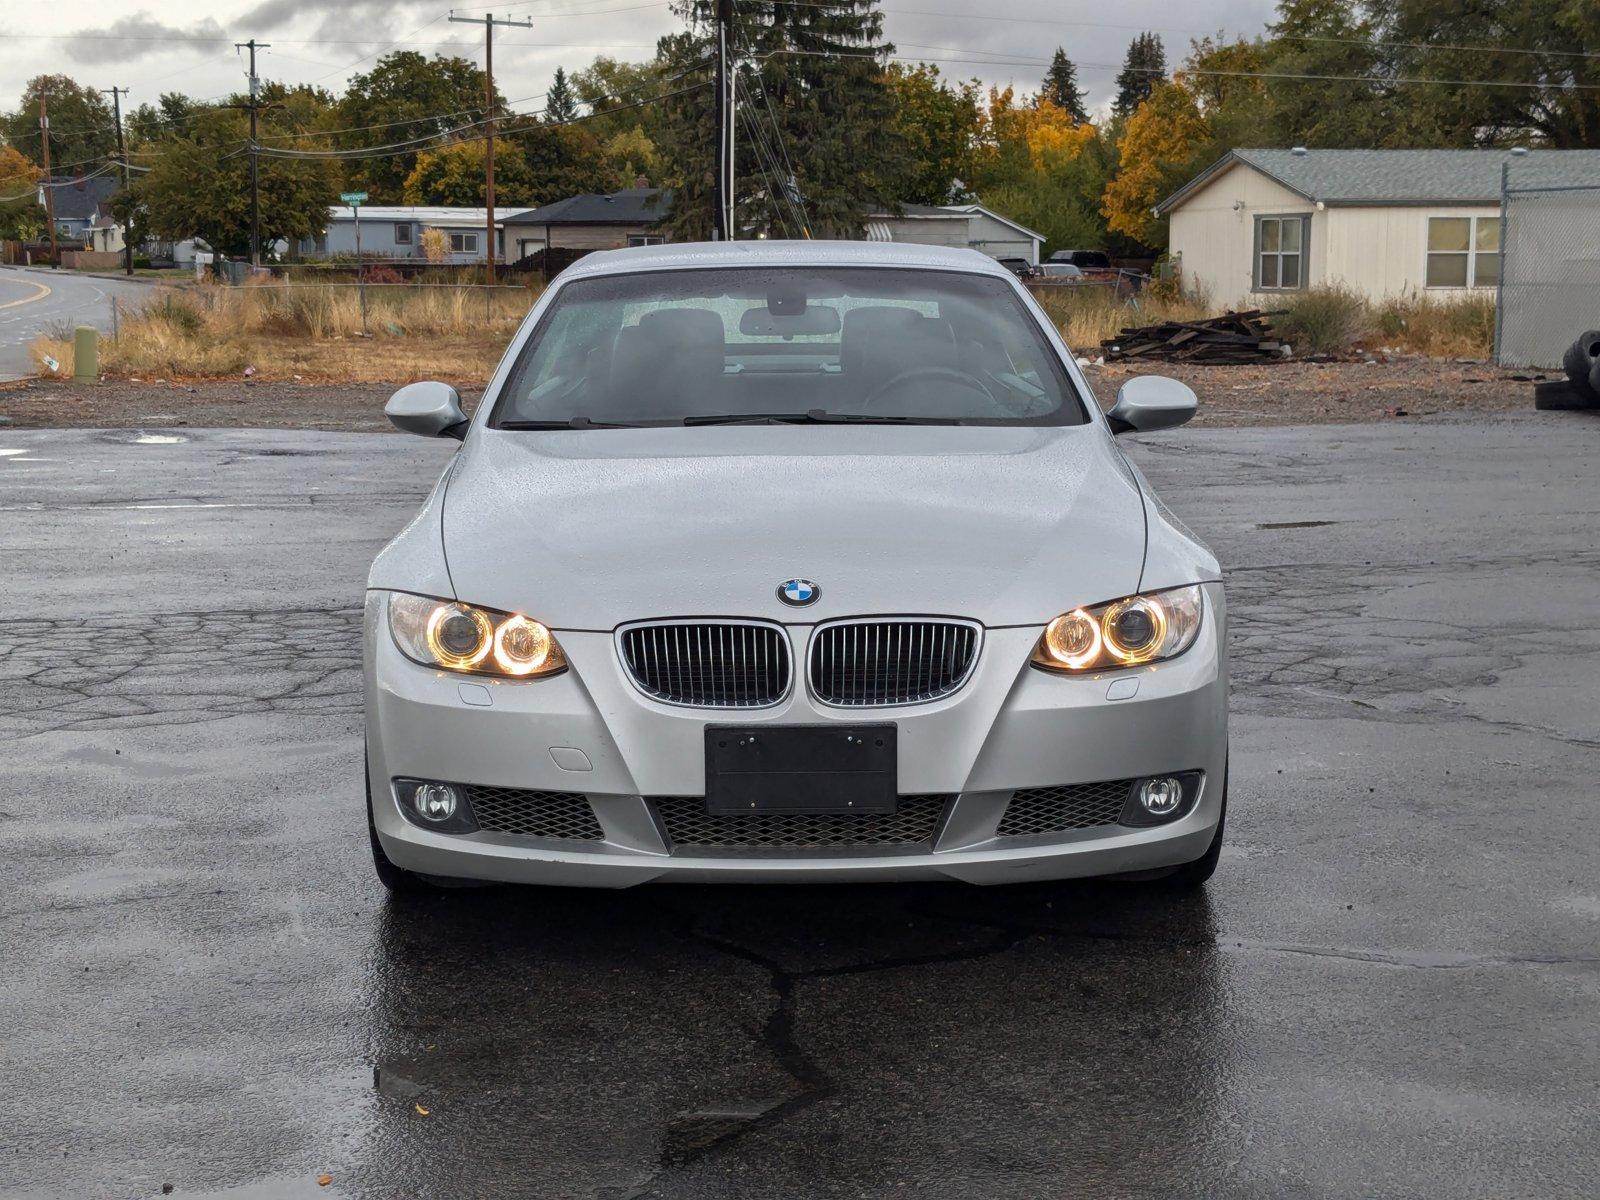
{"left": 1033, "top": 282, "right": 1494, "bottom": 360}
{"left": 1373, "top": 292, "right": 1496, "bottom": 358}
{"left": 33, "top": 280, "right": 539, "bottom": 383}
{"left": 34, "top": 276, "right": 1496, "bottom": 384}
{"left": 1032, "top": 286, "right": 1213, "bottom": 353}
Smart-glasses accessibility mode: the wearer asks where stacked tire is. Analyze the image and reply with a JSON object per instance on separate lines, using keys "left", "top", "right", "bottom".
{"left": 1538, "top": 331, "right": 1600, "bottom": 410}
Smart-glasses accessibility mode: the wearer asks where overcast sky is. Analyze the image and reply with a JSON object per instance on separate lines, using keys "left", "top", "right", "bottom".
{"left": 0, "top": 0, "right": 1280, "bottom": 123}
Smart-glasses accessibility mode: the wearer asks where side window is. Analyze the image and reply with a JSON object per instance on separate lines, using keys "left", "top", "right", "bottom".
{"left": 394, "top": 223, "right": 412, "bottom": 245}
{"left": 1427, "top": 215, "right": 1499, "bottom": 288}
{"left": 449, "top": 232, "right": 479, "bottom": 254}
{"left": 1255, "top": 215, "right": 1308, "bottom": 291}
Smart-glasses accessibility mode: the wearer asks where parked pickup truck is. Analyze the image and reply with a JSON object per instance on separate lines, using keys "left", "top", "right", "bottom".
{"left": 1047, "top": 249, "right": 1117, "bottom": 280}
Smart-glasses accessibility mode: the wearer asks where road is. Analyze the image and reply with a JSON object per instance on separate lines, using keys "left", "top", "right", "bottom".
{"left": 2, "top": 413, "right": 1598, "bottom": 1198}
{"left": 0, "top": 266, "right": 153, "bottom": 382}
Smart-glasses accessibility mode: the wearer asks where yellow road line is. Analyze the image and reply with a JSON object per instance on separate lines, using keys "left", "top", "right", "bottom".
{"left": 0, "top": 277, "right": 52, "bottom": 310}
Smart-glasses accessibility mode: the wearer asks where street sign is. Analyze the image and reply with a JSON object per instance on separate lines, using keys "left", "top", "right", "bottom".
{"left": 341, "top": 192, "right": 368, "bottom": 205}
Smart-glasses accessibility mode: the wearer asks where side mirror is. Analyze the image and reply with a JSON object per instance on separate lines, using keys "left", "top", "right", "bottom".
{"left": 1106, "top": 375, "right": 1197, "bottom": 435}
{"left": 386, "top": 381, "right": 468, "bottom": 440}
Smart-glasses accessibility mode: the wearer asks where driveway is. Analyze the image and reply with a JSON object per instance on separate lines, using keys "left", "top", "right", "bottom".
{"left": 0, "top": 266, "right": 153, "bottom": 382}
{"left": 2, "top": 413, "right": 1598, "bottom": 1198}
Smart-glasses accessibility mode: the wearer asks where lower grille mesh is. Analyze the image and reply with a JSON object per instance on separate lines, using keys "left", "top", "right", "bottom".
{"left": 466, "top": 786, "right": 604, "bottom": 840}
{"left": 652, "top": 795, "right": 951, "bottom": 851}
{"left": 996, "top": 780, "right": 1133, "bottom": 837}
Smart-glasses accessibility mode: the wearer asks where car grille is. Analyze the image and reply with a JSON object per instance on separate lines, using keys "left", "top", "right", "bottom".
{"left": 618, "top": 620, "right": 791, "bottom": 708}
{"left": 465, "top": 786, "right": 605, "bottom": 840}
{"left": 808, "top": 619, "right": 981, "bottom": 707}
{"left": 995, "top": 780, "right": 1134, "bottom": 838}
{"left": 650, "top": 795, "right": 952, "bottom": 852}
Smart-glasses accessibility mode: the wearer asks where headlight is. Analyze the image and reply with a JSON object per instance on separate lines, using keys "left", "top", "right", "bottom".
{"left": 388, "top": 593, "right": 568, "bottom": 679}
{"left": 1031, "top": 584, "right": 1204, "bottom": 673}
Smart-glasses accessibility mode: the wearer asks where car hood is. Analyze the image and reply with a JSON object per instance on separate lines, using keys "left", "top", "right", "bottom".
{"left": 441, "top": 424, "right": 1148, "bottom": 629}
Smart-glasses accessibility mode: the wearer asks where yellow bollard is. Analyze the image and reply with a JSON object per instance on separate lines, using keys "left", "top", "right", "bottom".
{"left": 72, "top": 326, "right": 99, "bottom": 382}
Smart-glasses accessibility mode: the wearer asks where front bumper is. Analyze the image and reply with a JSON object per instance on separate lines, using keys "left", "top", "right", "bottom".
{"left": 363, "top": 586, "right": 1228, "bottom": 887}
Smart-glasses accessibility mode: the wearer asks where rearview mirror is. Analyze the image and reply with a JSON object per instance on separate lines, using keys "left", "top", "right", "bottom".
{"left": 1106, "top": 375, "right": 1197, "bottom": 435}
{"left": 386, "top": 381, "right": 468, "bottom": 440}
{"left": 739, "top": 304, "right": 842, "bottom": 338}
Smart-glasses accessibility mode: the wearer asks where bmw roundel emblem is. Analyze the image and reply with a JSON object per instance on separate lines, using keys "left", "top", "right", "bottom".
{"left": 777, "top": 578, "right": 820, "bottom": 607}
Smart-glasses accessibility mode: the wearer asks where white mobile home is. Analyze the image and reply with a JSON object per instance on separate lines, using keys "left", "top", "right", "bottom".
{"left": 301, "top": 206, "right": 503, "bottom": 263}
{"left": 1158, "top": 148, "right": 1600, "bottom": 305}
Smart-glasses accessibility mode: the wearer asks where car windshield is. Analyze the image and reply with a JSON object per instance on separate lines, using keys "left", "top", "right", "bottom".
{"left": 491, "top": 266, "right": 1088, "bottom": 427}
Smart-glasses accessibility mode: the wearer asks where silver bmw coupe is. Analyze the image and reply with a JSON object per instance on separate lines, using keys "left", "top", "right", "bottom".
{"left": 364, "top": 241, "right": 1227, "bottom": 892}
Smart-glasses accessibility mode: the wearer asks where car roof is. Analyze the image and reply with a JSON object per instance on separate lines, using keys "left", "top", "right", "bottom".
{"left": 559, "top": 239, "right": 1016, "bottom": 281}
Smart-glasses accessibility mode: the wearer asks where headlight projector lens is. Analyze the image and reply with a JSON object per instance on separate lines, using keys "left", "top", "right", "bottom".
{"left": 426, "top": 604, "right": 492, "bottom": 669}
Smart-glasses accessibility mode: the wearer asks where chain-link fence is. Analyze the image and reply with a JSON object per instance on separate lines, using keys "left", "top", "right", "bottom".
{"left": 1495, "top": 172, "right": 1600, "bottom": 369}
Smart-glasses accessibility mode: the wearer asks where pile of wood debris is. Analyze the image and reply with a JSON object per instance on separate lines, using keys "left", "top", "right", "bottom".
{"left": 1102, "top": 311, "right": 1287, "bottom": 364}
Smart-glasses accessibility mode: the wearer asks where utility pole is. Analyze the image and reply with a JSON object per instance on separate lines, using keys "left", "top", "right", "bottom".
{"left": 38, "top": 96, "right": 59, "bottom": 267}
{"left": 236, "top": 39, "right": 270, "bottom": 269}
{"left": 448, "top": 10, "right": 532, "bottom": 284}
{"left": 714, "top": 0, "right": 735, "bottom": 240}
{"left": 103, "top": 86, "right": 132, "bottom": 275}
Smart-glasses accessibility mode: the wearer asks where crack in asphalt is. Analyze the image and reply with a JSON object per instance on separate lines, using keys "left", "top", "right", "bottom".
{"left": 0, "top": 607, "right": 363, "bottom": 737}
{"left": 619, "top": 898, "right": 1599, "bottom": 1192}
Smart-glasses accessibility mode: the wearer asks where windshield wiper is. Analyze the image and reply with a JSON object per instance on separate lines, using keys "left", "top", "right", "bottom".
{"left": 497, "top": 416, "right": 643, "bottom": 430}
{"left": 682, "top": 410, "right": 961, "bottom": 426}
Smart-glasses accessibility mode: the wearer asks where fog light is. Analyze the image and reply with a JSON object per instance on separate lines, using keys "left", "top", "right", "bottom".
{"left": 1138, "top": 776, "right": 1184, "bottom": 816}
{"left": 414, "top": 782, "right": 459, "bottom": 822}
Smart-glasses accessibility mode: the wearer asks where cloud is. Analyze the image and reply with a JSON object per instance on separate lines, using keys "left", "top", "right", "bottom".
{"left": 237, "top": 0, "right": 439, "bottom": 43}
{"left": 64, "top": 13, "right": 228, "bottom": 65}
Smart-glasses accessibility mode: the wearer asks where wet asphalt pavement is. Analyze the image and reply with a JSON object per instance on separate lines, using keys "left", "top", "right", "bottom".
{"left": 3, "top": 414, "right": 1599, "bottom": 1198}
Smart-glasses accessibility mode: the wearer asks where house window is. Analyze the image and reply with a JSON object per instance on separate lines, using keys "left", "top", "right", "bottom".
{"left": 1254, "top": 215, "right": 1309, "bottom": 291}
{"left": 394, "top": 223, "right": 412, "bottom": 245}
{"left": 448, "top": 231, "right": 479, "bottom": 254}
{"left": 627, "top": 234, "right": 665, "bottom": 246}
{"left": 1426, "top": 215, "right": 1499, "bottom": 288}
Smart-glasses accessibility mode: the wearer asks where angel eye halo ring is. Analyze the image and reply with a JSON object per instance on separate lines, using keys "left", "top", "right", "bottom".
{"left": 1031, "top": 585, "right": 1204, "bottom": 674}
{"left": 389, "top": 593, "right": 567, "bottom": 679}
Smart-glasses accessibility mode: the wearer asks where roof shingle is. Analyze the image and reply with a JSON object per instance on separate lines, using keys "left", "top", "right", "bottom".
{"left": 1158, "top": 148, "right": 1600, "bottom": 213}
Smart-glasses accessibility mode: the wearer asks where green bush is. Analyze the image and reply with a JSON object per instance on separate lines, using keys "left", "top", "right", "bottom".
{"left": 1275, "top": 284, "right": 1373, "bottom": 355}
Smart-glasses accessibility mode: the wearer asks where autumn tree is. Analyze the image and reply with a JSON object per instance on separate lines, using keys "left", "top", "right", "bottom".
{"left": 976, "top": 87, "right": 1108, "bottom": 254}
{"left": 1039, "top": 49, "right": 1089, "bottom": 123}
{"left": 1102, "top": 82, "right": 1207, "bottom": 245}
{"left": 403, "top": 138, "right": 537, "bottom": 206}
{"left": 332, "top": 52, "right": 499, "bottom": 201}
{"left": 883, "top": 63, "right": 984, "bottom": 205}
{"left": 0, "top": 144, "right": 42, "bottom": 239}
{"left": 1112, "top": 33, "right": 1168, "bottom": 117}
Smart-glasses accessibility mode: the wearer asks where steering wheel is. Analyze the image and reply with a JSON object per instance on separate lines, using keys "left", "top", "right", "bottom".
{"left": 860, "top": 365, "right": 996, "bottom": 413}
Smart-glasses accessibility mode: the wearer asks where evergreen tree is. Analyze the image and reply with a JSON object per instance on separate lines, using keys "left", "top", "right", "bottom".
{"left": 1039, "top": 48, "right": 1089, "bottom": 123}
{"left": 655, "top": 0, "right": 908, "bottom": 239}
{"left": 1111, "top": 32, "right": 1167, "bottom": 117}
{"left": 545, "top": 67, "right": 580, "bottom": 123}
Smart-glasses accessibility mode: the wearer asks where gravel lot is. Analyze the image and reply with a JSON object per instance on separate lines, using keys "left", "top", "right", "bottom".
{"left": 3, "top": 409, "right": 1598, "bottom": 1198}
{"left": 0, "top": 356, "right": 1543, "bottom": 432}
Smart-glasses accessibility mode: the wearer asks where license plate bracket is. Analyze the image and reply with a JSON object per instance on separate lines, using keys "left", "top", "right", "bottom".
{"left": 705, "top": 724, "right": 897, "bottom": 815}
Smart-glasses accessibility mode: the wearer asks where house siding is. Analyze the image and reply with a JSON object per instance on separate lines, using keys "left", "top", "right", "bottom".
{"left": 1322, "top": 204, "right": 1499, "bottom": 299}
{"left": 1169, "top": 160, "right": 1505, "bottom": 303}
{"left": 1167, "top": 163, "right": 1318, "bottom": 305}
{"left": 507, "top": 224, "right": 659, "bottom": 256}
